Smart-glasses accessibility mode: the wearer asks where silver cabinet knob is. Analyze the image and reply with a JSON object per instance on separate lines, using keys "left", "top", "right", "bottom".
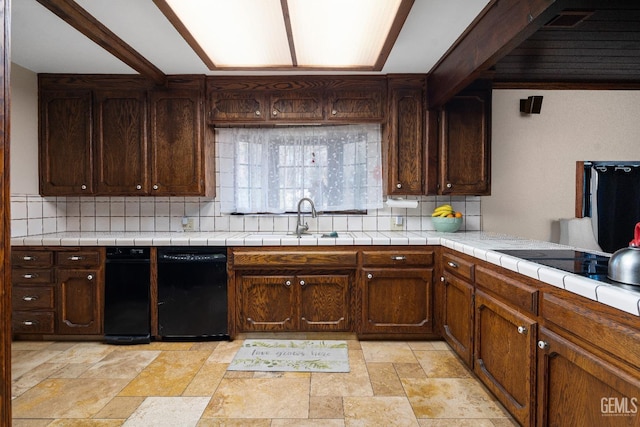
{"left": 22, "top": 256, "right": 35, "bottom": 261}
{"left": 87, "top": 274, "right": 93, "bottom": 280}
{"left": 255, "top": 110, "right": 261, "bottom": 116}
{"left": 272, "top": 110, "right": 278, "bottom": 116}
{"left": 440, "top": 276, "right": 445, "bottom": 282}
{"left": 81, "top": 184, "right": 87, "bottom": 190}
{"left": 396, "top": 183, "right": 402, "bottom": 189}
{"left": 22, "top": 296, "right": 39, "bottom": 302}
{"left": 367, "top": 273, "right": 373, "bottom": 279}
{"left": 331, "top": 109, "right": 337, "bottom": 115}
{"left": 537, "top": 341, "right": 549, "bottom": 350}
{"left": 517, "top": 326, "right": 528, "bottom": 335}
{"left": 446, "top": 183, "right": 453, "bottom": 188}
{"left": 153, "top": 184, "right": 159, "bottom": 190}
{"left": 22, "top": 273, "right": 38, "bottom": 279}
{"left": 68, "top": 256, "right": 84, "bottom": 261}
{"left": 285, "top": 280, "right": 291, "bottom": 287}
{"left": 447, "top": 261, "right": 459, "bottom": 269}
{"left": 136, "top": 184, "right": 142, "bottom": 190}
{"left": 299, "top": 280, "right": 305, "bottom": 286}
{"left": 22, "top": 320, "right": 37, "bottom": 326}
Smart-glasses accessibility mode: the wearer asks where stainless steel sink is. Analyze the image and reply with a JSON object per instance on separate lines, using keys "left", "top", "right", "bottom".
{"left": 247, "top": 232, "right": 348, "bottom": 239}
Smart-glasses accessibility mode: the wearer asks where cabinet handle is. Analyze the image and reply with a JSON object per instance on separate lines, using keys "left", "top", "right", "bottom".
{"left": 331, "top": 109, "right": 337, "bottom": 116}
{"left": 446, "top": 183, "right": 453, "bottom": 189}
{"left": 390, "top": 256, "right": 406, "bottom": 261}
{"left": 22, "top": 320, "right": 38, "bottom": 326}
{"left": 81, "top": 184, "right": 87, "bottom": 190}
{"left": 284, "top": 280, "right": 291, "bottom": 287}
{"left": 517, "top": 326, "right": 528, "bottom": 335}
{"left": 272, "top": 110, "right": 278, "bottom": 116}
{"left": 440, "top": 276, "right": 445, "bottom": 282}
{"left": 537, "top": 340, "right": 549, "bottom": 350}
{"left": 396, "top": 183, "right": 402, "bottom": 189}
{"left": 299, "top": 280, "right": 305, "bottom": 286}
{"left": 447, "top": 261, "right": 459, "bottom": 269}
{"left": 87, "top": 274, "right": 93, "bottom": 280}
{"left": 367, "top": 273, "right": 373, "bottom": 279}
{"left": 68, "top": 256, "right": 84, "bottom": 261}
{"left": 22, "top": 255, "right": 36, "bottom": 261}
{"left": 22, "top": 296, "right": 39, "bottom": 302}
{"left": 255, "top": 110, "right": 261, "bottom": 116}
{"left": 153, "top": 184, "right": 159, "bottom": 190}
{"left": 136, "top": 184, "right": 142, "bottom": 190}
{"left": 22, "top": 273, "right": 38, "bottom": 279}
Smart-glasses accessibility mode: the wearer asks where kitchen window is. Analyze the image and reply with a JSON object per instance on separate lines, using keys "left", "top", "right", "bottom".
{"left": 217, "top": 125, "right": 383, "bottom": 214}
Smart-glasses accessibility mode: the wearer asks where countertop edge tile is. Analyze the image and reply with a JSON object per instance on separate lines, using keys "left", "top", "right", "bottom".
{"left": 595, "top": 285, "right": 640, "bottom": 316}
{"left": 564, "top": 275, "right": 599, "bottom": 301}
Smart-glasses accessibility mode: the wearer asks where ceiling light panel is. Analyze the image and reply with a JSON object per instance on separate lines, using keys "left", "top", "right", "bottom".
{"left": 288, "top": 0, "right": 402, "bottom": 68}
{"left": 164, "top": 0, "right": 292, "bottom": 68}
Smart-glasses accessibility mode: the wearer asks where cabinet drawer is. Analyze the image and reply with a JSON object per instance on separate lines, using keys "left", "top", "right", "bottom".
{"left": 12, "top": 268, "right": 54, "bottom": 284}
{"left": 362, "top": 250, "right": 433, "bottom": 267}
{"left": 232, "top": 250, "right": 357, "bottom": 268}
{"left": 12, "top": 311, "right": 55, "bottom": 334}
{"left": 475, "top": 266, "right": 538, "bottom": 315}
{"left": 56, "top": 250, "right": 101, "bottom": 268}
{"left": 12, "top": 286, "right": 55, "bottom": 310}
{"left": 442, "top": 252, "right": 474, "bottom": 281}
{"left": 11, "top": 250, "right": 53, "bottom": 267}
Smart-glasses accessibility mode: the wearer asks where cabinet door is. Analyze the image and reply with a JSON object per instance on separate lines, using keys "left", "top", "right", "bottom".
{"left": 239, "top": 275, "right": 296, "bottom": 331}
{"left": 439, "top": 91, "right": 491, "bottom": 195}
{"left": 387, "top": 79, "right": 425, "bottom": 195}
{"left": 326, "top": 89, "right": 384, "bottom": 121}
{"left": 537, "top": 327, "right": 640, "bottom": 427}
{"left": 94, "top": 90, "right": 148, "bottom": 195}
{"left": 57, "top": 269, "right": 102, "bottom": 335}
{"left": 475, "top": 290, "right": 536, "bottom": 427}
{"left": 209, "top": 91, "right": 266, "bottom": 122}
{"left": 361, "top": 268, "right": 433, "bottom": 334}
{"left": 299, "top": 274, "right": 350, "bottom": 332}
{"left": 440, "top": 272, "right": 474, "bottom": 367}
{"left": 269, "top": 91, "right": 324, "bottom": 121}
{"left": 150, "top": 89, "right": 204, "bottom": 195}
{"left": 39, "top": 90, "right": 93, "bottom": 195}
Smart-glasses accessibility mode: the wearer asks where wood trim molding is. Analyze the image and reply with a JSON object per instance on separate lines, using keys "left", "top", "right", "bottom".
{"left": 427, "top": 0, "right": 564, "bottom": 108}
{"left": 0, "top": 0, "right": 10, "bottom": 422}
{"left": 576, "top": 161, "right": 585, "bottom": 218}
{"left": 36, "top": 0, "right": 166, "bottom": 85}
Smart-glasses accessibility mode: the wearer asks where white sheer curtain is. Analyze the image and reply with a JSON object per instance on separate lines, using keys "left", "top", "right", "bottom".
{"left": 217, "top": 124, "right": 383, "bottom": 214}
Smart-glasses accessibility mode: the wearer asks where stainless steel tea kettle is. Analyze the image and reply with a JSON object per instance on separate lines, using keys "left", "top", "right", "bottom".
{"left": 607, "top": 222, "right": 640, "bottom": 285}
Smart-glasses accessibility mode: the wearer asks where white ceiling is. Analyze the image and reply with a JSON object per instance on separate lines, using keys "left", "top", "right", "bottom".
{"left": 11, "top": 0, "right": 491, "bottom": 76}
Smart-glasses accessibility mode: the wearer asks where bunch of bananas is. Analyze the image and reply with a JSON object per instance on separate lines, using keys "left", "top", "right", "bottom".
{"left": 431, "top": 204, "right": 461, "bottom": 218}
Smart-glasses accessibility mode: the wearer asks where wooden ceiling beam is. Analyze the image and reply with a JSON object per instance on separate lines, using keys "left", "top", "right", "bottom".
{"left": 427, "top": 0, "right": 566, "bottom": 108}
{"left": 36, "top": 0, "right": 166, "bottom": 85}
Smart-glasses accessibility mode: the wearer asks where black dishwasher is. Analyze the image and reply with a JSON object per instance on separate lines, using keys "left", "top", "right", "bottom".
{"left": 157, "top": 247, "right": 229, "bottom": 340}
{"left": 105, "top": 247, "right": 151, "bottom": 344}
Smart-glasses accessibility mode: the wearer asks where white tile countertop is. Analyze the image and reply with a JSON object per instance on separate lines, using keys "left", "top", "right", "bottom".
{"left": 11, "top": 230, "right": 640, "bottom": 317}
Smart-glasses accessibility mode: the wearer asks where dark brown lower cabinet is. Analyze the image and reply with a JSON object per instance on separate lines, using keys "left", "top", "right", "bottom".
{"left": 238, "top": 273, "right": 350, "bottom": 332}
{"left": 360, "top": 268, "right": 433, "bottom": 334}
{"left": 537, "top": 327, "right": 640, "bottom": 427}
{"left": 440, "top": 271, "right": 474, "bottom": 367}
{"left": 57, "top": 268, "right": 102, "bottom": 335}
{"left": 474, "top": 289, "right": 536, "bottom": 427}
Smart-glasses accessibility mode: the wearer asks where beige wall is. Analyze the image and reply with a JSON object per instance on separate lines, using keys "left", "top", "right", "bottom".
{"left": 484, "top": 89, "right": 640, "bottom": 242}
{"left": 10, "top": 63, "right": 38, "bottom": 195}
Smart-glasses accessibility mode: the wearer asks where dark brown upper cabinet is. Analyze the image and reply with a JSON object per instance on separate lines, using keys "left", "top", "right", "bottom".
{"left": 39, "top": 90, "right": 94, "bottom": 196}
{"left": 94, "top": 89, "right": 148, "bottom": 195}
{"left": 439, "top": 88, "right": 491, "bottom": 195}
{"left": 38, "top": 75, "right": 212, "bottom": 197}
{"left": 386, "top": 75, "right": 427, "bottom": 196}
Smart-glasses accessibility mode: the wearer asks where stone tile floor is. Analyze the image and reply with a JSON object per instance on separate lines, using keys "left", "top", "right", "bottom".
{"left": 11, "top": 339, "right": 518, "bottom": 426}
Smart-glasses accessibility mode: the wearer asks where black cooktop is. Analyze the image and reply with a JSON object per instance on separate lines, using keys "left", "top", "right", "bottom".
{"left": 494, "top": 249, "right": 615, "bottom": 283}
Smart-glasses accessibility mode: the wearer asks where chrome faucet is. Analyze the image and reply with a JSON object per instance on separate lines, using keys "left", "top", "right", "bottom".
{"left": 295, "top": 197, "right": 317, "bottom": 237}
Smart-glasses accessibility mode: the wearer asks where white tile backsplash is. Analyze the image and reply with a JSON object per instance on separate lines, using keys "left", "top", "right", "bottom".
{"left": 11, "top": 194, "right": 482, "bottom": 237}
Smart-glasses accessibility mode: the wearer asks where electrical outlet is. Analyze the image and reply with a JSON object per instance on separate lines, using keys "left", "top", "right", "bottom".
{"left": 390, "top": 216, "right": 404, "bottom": 231}
{"left": 182, "top": 217, "right": 195, "bottom": 232}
